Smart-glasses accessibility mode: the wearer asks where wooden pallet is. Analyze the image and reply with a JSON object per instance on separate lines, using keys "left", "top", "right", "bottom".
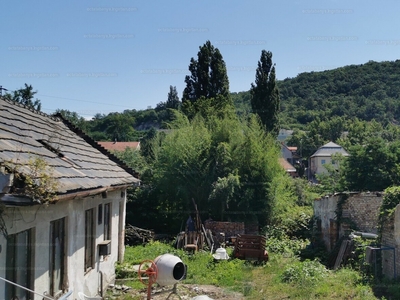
{"left": 233, "top": 234, "right": 268, "bottom": 262}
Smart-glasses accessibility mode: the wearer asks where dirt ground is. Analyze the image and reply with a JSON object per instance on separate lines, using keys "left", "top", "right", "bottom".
{"left": 109, "top": 284, "right": 244, "bottom": 299}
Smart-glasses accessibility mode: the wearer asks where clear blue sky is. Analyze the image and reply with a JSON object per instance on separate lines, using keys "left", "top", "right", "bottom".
{"left": 2, "top": 0, "right": 399, "bottom": 118}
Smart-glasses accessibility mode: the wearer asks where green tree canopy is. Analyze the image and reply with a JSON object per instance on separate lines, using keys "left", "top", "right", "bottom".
{"left": 136, "top": 110, "right": 285, "bottom": 232}
{"left": 4, "top": 83, "right": 42, "bottom": 111}
{"left": 55, "top": 109, "right": 88, "bottom": 131}
{"left": 182, "top": 41, "right": 231, "bottom": 117}
{"left": 166, "top": 85, "right": 180, "bottom": 109}
{"left": 104, "top": 113, "right": 136, "bottom": 141}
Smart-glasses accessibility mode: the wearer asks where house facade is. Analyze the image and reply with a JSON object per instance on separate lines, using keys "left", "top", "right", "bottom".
{"left": 309, "top": 141, "right": 349, "bottom": 180}
{"left": 281, "top": 143, "right": 299, "bottom": 166}
{"left": 0, "top": 98, "right": 139, "bottom": 299}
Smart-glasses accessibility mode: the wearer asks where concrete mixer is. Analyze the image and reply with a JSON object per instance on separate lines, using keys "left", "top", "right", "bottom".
{"left": 138, "top": 253, "right": 186, "bottom": 299}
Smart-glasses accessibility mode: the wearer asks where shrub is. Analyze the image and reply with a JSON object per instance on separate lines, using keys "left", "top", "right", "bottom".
{"left": 265, "top": 225, "right": 307, "bottom": 256}
{"left": 281, "top": 259, "right": 329, "bottom": 285}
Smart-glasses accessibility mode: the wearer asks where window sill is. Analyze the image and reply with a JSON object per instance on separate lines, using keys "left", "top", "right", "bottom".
{"left": 84, "top": 267, "right": 94, "bottom": 275}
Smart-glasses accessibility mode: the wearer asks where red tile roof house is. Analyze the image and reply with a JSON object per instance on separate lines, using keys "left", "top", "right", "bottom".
{"left": 0, "top": 98, "right": 140, "bottom": 299}
{"left": 97, "top": 141, "right": 140, "bottom": 152}
{"left": 278, "top": 158, "right": 298, "bottom": 178}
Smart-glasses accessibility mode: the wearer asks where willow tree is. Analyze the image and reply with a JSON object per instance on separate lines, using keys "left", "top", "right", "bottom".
{"left": 148, "top": 110, "right": 284, "bottom": 231}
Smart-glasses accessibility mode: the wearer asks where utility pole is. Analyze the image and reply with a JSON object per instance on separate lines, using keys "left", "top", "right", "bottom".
{"left": 0, "top": 86, "right": 8, "bottom": 97}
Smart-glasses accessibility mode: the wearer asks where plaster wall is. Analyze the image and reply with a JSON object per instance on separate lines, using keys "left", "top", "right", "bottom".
{"left": 313, "top": 196, "right": 338, "bottom": 251}
{"left": 0, "top": 189, "right": 127, "bottom": 299}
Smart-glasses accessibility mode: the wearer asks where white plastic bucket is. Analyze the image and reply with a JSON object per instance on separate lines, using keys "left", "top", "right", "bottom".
{"left": 212, "top": 248, "right": 229, "bottom": 260}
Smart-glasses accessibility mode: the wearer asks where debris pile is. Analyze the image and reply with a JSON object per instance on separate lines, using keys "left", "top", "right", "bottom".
{"left": 125, "top": 224, "right": 154, "bottom": 246}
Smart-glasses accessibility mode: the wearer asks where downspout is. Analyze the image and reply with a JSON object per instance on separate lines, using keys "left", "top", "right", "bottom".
{"left": 99, "top": 271, "right": 104, "bottom": 298}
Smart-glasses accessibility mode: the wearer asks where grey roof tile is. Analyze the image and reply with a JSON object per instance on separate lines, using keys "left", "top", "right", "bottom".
{"left": 0, "top": 98, "right": 139, "bottom": 196}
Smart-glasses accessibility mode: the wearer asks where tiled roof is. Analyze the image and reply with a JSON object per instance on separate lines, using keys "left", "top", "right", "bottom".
{"left": 279, "top": 158, "right": 297, "bottom": 172}
{"left": 0, "top": 98, "right": 139, "bottom": 198}
{"left": 97, "top": 141, "right": 140, "bottom": 152}
{"left": 310, "top": 141, "right": 349, "bottom": 157}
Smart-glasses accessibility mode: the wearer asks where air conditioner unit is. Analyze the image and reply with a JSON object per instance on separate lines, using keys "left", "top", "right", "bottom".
{"left": 98, "top": 240, "right": 111, "bottom": 256}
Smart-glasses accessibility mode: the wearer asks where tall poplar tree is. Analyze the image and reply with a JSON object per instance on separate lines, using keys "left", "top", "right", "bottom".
{"left": 182, "top": 41, "right": 230, "bottom": 117}
{"left": 250, "top": 50, "right": 280, "bottom": 136}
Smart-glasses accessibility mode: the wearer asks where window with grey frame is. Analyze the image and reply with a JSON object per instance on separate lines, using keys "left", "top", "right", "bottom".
{"left": 5, "top": 228, "right": 34, "bottom": 300}
{"left": 104, "top": 203, "right": 111, "bottom": 241}
{"left": 85, "top": 208, "right": 95, "bottom": 272}
{"left": 50, "top": 217, "right": 66, "bottom": 296}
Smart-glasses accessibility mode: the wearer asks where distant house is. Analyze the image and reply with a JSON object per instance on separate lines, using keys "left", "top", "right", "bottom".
{"left": 97, "top": 141, "right": 140, "bottom": 152}
{"left": 277, "top": 129, "right": 293, "bottom": 142}
{"left": 0, "top": 98, "right": 140, "bottom": 299}
{"left": 278, "top": 158, "right": 298, "bottom": 178}
{"left": 281, "top": 143, "right": 300, "bottom": 166}
{"left": 309, "top": 141, "right": 349, "bottom": 180}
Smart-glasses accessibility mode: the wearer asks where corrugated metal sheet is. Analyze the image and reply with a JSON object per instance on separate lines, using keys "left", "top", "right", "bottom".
{"left": 0, "top": 98, "right": 139, "bottom": 197}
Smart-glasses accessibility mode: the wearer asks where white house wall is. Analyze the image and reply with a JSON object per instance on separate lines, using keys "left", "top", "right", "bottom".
{"left": 310, "top": 156, "right": 332, "bottom": 176}
{"left": 281, "top": 146, "right": 293, "bottom": 162}
{"left": 0, "top": 189, "right": 127, "bottom": 300}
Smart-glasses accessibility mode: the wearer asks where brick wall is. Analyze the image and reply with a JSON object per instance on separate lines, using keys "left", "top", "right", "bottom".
{"left": 340, "top": 192, "right": 383, "bottom": 235}
{"left": 204, "top": 220, "right": 245, "bottom": 239}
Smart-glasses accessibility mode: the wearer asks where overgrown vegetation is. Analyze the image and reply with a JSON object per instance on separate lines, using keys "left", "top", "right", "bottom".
{"left": 116, "top": 241, "right": 386, "bottom": 299}
{"left": 15, "top": 157, "right": 59, "bottom": 203}
{"left": 2, "top": 156, "right": 59, "bottom": 204}
{"left": 124, "top": 111, "right": 286, "bottom": 233}
{"left": 0, "top": 156, "right": 60, "bottom": 237}
{"left": 378, "top": 186, "right": 400, "bottom": 241}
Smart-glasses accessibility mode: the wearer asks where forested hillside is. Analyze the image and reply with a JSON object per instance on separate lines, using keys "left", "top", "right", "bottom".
{"left": 234, "top": 59, "right": 400, "bottom": 128}
{"left": 55, "top": 59, "right": 400, "bottom": 142}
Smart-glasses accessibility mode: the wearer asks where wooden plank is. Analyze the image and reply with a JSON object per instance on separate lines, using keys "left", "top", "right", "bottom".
{"left": 334, "top": 240, "right": 349, "bottom": 270}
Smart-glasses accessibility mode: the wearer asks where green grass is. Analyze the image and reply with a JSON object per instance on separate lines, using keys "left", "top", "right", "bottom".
{"left": 246, "top": 255, "right": 379, "bottom": 300}
{"left": 116, "top": 241, "right": 398, "bottom": 299}
{"left": 116, "top": 241, "right": 251, "bottom": 294}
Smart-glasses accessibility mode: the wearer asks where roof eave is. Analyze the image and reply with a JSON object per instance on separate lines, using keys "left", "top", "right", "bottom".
{"left": 56, "top": 182, "right": 139, "bottom": 202}
{"left": 1, "top": 182, "right": 139, "bottom": 206}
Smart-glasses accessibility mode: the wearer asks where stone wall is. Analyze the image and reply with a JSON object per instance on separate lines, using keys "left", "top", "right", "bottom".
{"left": 314, "top": 192, "right": 400, "bottom": 278}
{"left": 314, "top": 192, "right": 383, "bottom": 251}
